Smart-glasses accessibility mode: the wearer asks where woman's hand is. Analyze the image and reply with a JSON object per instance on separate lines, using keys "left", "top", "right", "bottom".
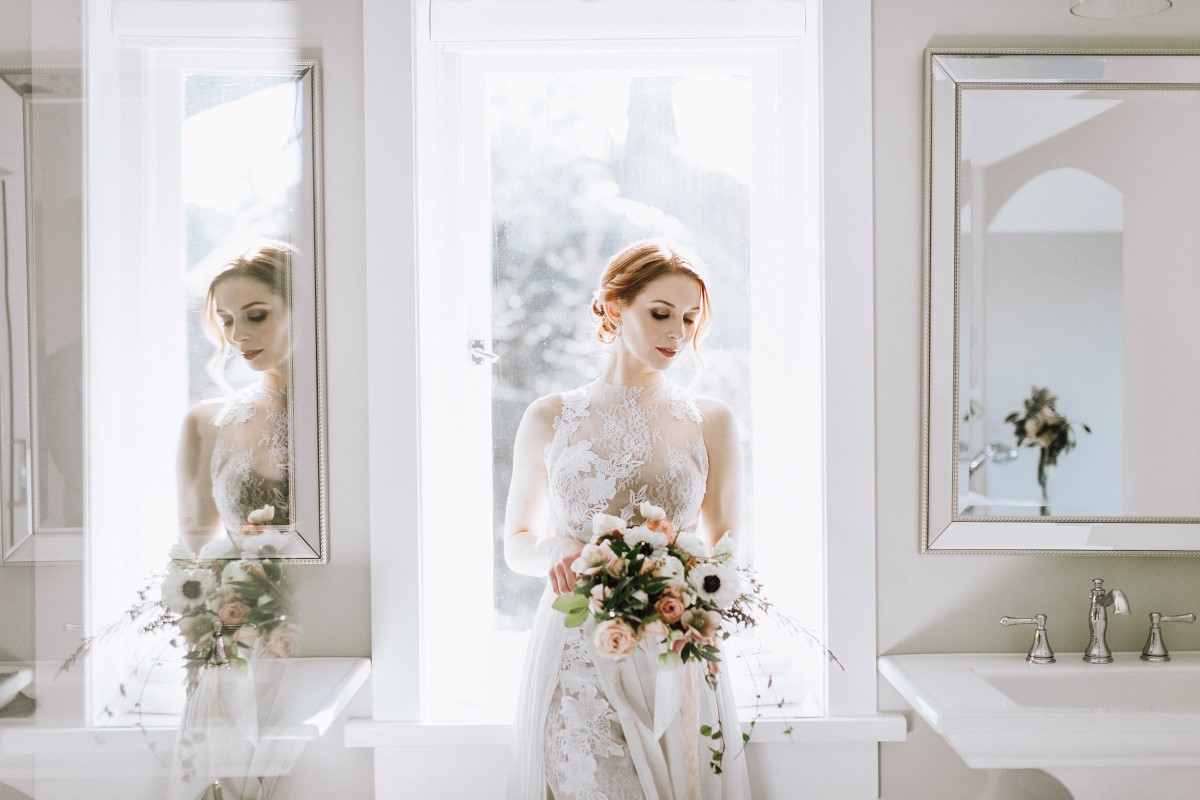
{"left": 546, "top": 537, "right": 586, "bottom": 595}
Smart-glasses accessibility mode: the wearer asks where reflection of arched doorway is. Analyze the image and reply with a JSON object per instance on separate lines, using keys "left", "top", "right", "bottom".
{"left": 974, "top": 167, "right": 1123, "bottom": 515}
{"left": 990, "top": 167, "right": 1123, "bottom": 233}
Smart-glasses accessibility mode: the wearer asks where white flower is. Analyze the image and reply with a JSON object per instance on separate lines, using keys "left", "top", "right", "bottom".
{"left": 161, "top": 567, "right": 216, "bottom": 613}
{"left": 631, "top": 590, "right": 649, "bottom": 605}
{"left": 711, "top": 532, "right": 736, "bottom": 562}
{"left": 221, "top": 560, "right": 251, "bottom": 585}
{"left": 640, "top": 502, "right": 666, "bottom": 522}
{"left": 239, "top": 530, "right": 291, "bottom": 556}
{"left": 198, "top": 537, "right": 238, "bottom": 560}
{"left": 247, "top": 505, "right": 276, "bottom": 525}
{"left": 572, "top": 541, "right": 617, "bottom": 575}
{"left": 624, "top": 524, "right": 669, "bottom": 552}
{"left": 687, "top": 561, "right": 742, "bottom": 609}
{"left": 169, "top": 541, "right": 196, "bottom": 561}
{"left": 673, "top": 532, "right": 709, "bottom": 560}
{"left": 592, "top": 513, "right": 627, "bottom": 540}
{"left": 655, "top": 555, "right": 687, "bottom": 589}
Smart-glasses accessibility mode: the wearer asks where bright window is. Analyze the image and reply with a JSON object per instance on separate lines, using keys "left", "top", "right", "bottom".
{"left": 418, "top": 43, "right": 822, "bottom": 724}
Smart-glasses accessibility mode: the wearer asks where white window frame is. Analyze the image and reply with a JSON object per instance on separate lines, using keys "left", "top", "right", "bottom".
{"left": 355, "top": 0, "right": 899, "bottom": 781}
{"left": 417, "top": 39, "right": 825, "bottom": 722}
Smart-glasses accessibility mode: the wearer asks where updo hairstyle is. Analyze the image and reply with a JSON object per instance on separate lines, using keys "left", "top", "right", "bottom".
{"left": 591, "top": 239, "right": 712, "bottom": 350}
{"left": 202, "top": 241, "right": 296, "bottom": 385}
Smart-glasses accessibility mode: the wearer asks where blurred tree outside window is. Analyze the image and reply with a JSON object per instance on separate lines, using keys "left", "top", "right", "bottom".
{"left": 489, "top": 72, "right": 753, "bottom": 628}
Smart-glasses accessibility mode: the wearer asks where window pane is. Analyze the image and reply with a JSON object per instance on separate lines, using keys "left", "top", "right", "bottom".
{"left": 489, "top": 73, "right": 754, "bottom": 632}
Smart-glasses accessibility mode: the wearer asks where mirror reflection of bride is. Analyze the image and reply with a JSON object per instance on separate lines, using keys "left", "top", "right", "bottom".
{"left": 177, "top": 242, "right": 294, "bottom": 556}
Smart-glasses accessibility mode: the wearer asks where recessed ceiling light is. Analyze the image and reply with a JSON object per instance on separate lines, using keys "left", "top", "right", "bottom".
{"left": 1070, "top": 0, "right": 1172, "bottom": 18}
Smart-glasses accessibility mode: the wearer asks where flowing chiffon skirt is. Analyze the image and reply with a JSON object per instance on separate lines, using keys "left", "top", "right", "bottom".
{"left": 507, "top": 585, "right": 752, "bottom": 800}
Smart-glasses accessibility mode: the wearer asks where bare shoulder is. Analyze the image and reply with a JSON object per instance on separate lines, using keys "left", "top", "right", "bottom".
{"left": 518, "top": 392, "right": 565, "bottom": 441}
{"left": 183, "top": 398, "right": 224, "bottom": 432}
{"left": 695, "top": 395, "right": 736, "bottom": 433}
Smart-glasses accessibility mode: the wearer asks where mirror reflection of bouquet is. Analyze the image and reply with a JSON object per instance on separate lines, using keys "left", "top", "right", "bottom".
{"left": 1005, "top": 387, "right": 1091, "bottom": 510}
{"left": 62, "top": 505, "right": 298, "bottom": 698}
{"left": 552, "top": 502, "right": 819, "bottom": 775}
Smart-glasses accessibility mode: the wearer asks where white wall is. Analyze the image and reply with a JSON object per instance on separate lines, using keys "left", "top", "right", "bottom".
{"left": 874, "top": 1, "right": 1200, "bottom": 798}
{"left": 269, "top": 0, "right": 375, "bottom": 797}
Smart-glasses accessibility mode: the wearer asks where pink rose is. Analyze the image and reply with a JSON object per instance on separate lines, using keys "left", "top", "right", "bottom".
{"left": 593, "top": 619, "right": 638, "bottom": 659}
{"left": 654, "top": 591, "right": 686, "bottom": 625}
{"left": 264, "top": 624, "right": 302, "bottom": 658}
{"left": 647, "top": 517, "right": 677, "bottom": 545}
{"left": 218, "top": 597, "right": 251, "bottom": 627}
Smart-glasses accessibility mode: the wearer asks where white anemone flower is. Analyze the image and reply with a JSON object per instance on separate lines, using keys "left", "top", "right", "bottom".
{"left": 592, "top": 513, "right": 627, "bottom": 539}
{"left": 673, "top": 532, "right": 709, "bottom": 560}
{"left": 711, "top": 532, "right": 736, "bottom": 562}
{"left": 624, "top": 524, "right": 669, "bottom": 552}
{"left": 162, "top": 568, "right": 216, "bottom": 613}
{"left": 655, "top": 555, "right": 687, "bottom": 590}
{"left": 687, "top": 562, "right": 742, "bottom": 609}
{"left": 198, "top": 537, "right": 239, "bottom": 560}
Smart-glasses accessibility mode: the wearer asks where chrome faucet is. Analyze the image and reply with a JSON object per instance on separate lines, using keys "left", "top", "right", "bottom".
{"left": 1083, "top": 578, "right": 1130, "bottom": 664}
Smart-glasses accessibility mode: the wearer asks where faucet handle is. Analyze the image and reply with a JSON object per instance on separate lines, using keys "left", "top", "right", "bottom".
{"left": 1000, "top": 613, "right": 1056, "bottom": 664}
{"left": 1140, "top": 611, "right": 1195, "bottom": 663}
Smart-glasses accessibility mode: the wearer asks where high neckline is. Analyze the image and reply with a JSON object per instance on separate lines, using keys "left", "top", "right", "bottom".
{"left": 594, "top": 376, "right": 667, "bottom": 391}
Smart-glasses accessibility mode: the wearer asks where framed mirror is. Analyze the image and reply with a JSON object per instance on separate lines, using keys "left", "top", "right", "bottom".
{"left": 1, "top": 66, "right": 85, "bottom": 563}
{"left": 923, "top": 49, "right": 1200, "bottom": 553}
{"left": 170, "top": 60, "right": 327, "bottom": 562}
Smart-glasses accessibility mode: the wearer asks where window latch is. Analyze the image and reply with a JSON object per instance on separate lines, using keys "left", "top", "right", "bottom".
{"left": 468, "top": 339, "right": 500, "bottom": 366}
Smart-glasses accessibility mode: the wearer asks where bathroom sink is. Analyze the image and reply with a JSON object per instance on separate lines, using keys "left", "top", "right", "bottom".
{"left": 880, "top": 652, "right": 1200, "bottom": 800}
{"left": 0, "top": 664, "right": 32, "bottom": 710}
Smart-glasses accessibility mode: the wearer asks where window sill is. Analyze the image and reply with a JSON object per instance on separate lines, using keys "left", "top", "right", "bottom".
{"left": 344, "top": 713, "right": 906, "bottom": 748}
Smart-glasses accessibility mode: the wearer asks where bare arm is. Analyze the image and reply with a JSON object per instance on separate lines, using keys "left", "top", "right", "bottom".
{"left": 503, "top": 395, "right": 585, "bottom": 593}
{"left": 698, "top": 398, "right": 743, "bottom": 548}
{"left": 177, "top": 404, "right": 223, "bottom": 552}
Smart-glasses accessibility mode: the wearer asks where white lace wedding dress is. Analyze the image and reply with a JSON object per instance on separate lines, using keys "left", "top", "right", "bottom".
{"left": 210, "top": 382, "right": 290, "bottom": 531}
{"left": 508, "top": 379, "right": 752, "bottom": 800}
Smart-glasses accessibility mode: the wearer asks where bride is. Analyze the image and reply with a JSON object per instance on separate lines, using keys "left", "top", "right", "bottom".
{"left": 177, "top": 241, "right": 294, "bottom": 555}
{"left": 505, "top": 240, "right": 752, "bottom": 799}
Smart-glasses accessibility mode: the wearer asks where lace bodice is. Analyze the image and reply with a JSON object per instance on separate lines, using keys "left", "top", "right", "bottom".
{"left": 210, "top": 383, "right": 290, "bottom": 533}
{"left": 544, "top": 379, "right": 708, "bottom": 541}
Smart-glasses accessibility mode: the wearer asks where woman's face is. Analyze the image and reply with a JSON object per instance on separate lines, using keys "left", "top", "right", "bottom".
{"left": 213, "top": 275, "right": 291, "bottom": 376}
{"left": 611, "top": 273, "right": 703, "bottom": 372}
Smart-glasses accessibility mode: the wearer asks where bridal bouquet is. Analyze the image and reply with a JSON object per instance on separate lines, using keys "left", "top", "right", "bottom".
{"left": 62, "top": 506, "right": 299, "bottom": 696}
{"left": 551, "top": 502, "right": 772, "bottom": 773}
{"left": 552, "top": 502, "right": 762, "bottom": 679}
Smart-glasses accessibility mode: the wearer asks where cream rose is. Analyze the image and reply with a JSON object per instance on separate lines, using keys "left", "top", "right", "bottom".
{"left": 247, "top": 505, "right": 276, "bottom": 525}
{"left": 592, "top": 513, "right": 627, "bottom": 539}
{"left": 639, "top": 502, "right": 666, "bottom": 522}
{"left": 593, "top": 619, "right": 638, "bottom": 659}
{"left": 264, "top": 624, "right": 302, "bottom": 658}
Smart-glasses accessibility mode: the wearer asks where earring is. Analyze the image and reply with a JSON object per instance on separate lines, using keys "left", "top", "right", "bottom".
{"left": 614, "top": 324, "right": 622, "bottom": 338}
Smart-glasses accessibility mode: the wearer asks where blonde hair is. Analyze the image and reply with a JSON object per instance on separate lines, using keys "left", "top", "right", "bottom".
{"left": 202, "top": 241, "right": 295, "bottom": 387}
{"left": 591, "top": 239, "right": 712, "bottom": 351}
